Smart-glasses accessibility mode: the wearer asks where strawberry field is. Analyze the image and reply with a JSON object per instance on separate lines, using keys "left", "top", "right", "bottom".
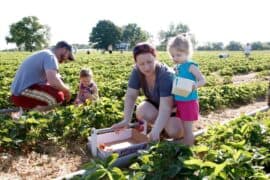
{"left": 0, "top": 51, "right": 269, "bottom": 179}
{"left": 78, "top": 110, "right": 270, "bottom": 179}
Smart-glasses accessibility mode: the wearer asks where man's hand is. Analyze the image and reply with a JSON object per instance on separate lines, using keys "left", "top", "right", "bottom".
{"left": 46, "top": 70, "right": 72, "bottom": 102}
{"left": 63, "top": 90, "right": 71, "bottom": 102}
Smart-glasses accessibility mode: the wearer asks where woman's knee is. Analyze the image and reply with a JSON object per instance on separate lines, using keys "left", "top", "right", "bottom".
{"left": 165, "top": 117, "right": 184, "bottom": 138}
{"left": 135, "top": 103, "right": 144, "bottom": 120}
{"left": 135, "top": 102, "right": 157, "bottom": 122}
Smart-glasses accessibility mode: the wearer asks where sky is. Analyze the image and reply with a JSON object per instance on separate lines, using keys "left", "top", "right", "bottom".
{"left": 0, "top": 0, "right": 269, "bottom": 49}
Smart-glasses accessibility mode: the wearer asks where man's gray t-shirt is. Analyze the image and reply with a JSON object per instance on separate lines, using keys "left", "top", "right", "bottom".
{"left": 11, "top": 49, "right": 59, "bottom": 96}
{"left": 128, "top": 63, "right": 174, "bottom": 106}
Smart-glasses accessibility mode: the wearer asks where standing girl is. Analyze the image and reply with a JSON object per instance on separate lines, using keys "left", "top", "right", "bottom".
{"left": 167, "top": 34, "right": 206, "bottom": 145}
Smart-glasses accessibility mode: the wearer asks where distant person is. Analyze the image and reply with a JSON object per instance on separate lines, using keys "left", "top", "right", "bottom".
{"left": 108, "top": 44, "right": 113, "bottom": 54}
{"left": 244, "top": 43, "right": 252, "bottom": 59}
{"left": 11, "top": 41, "right": 75, "bottom": 110}
{"left": 218, "top": 53, "right": 229, "bottom": 59}
{"left": 74, "top": 68, "right": 99, "bottom": 105}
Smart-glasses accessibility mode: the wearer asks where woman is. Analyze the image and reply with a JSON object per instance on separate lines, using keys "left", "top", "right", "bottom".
{"left": 112, "top": 42, "right": 183, "bottom": 141}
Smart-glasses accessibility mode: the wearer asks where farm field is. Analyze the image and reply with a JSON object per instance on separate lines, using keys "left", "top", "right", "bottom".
{"left": 0, "top": 51, "right": 269, "bottom": 179}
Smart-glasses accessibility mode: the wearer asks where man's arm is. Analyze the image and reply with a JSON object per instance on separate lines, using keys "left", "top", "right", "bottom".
{"left": 46, "top": 69, "right": 71, "bottom": 101}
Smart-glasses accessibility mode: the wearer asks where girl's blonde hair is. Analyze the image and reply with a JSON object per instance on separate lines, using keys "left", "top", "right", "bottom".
{"left": 80, "top": 68, "right": 93, "bottom": 78}
{"left": 167, "top": 33, "right": 193, "bottom": 58}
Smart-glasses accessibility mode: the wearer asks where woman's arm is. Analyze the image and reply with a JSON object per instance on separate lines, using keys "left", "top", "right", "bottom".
{"left": 149, "top": 96, "right": 173, "bottom": 141}
{"left": 189, "top": 65, "right": 206, "bottom": 89}
{"left": 123, "top": 88, "right": 139, "bottom": 123}
{"left": 112, "top": 87, "right": 139, "bottom": 129}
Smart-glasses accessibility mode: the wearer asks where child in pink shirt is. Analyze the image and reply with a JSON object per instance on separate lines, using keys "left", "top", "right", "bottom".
{"left": 75, "top": 68, "right": 99, "bottom": 105}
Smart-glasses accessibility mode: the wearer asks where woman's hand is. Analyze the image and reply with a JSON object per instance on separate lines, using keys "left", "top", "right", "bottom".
{"left": 148, "top": 129, "right": 160, "bottom": 141}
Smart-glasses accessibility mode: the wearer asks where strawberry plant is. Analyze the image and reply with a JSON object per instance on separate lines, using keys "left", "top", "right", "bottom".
{"left": 74, "top": 111, "right": 270, "bottom": 179}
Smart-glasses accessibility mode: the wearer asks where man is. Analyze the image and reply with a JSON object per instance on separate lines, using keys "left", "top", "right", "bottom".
{"left": 11, "top": 41, "right": 75, "bottom": 110}
{"left": 244, "top": 43, "right": 252, "bottom": 59}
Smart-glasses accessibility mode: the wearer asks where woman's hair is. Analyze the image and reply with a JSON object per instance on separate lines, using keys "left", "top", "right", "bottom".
{"left": 167, "top": 33, "right": 193, "bottom": 57}
{"left": 80, "top": 68, "right": 93, "bottom": 78}
{"left": 132, "top": 42, "right": 159, "bottom": 97}
{"left": 133, "top": 42, "right": 156, "bottom": 61}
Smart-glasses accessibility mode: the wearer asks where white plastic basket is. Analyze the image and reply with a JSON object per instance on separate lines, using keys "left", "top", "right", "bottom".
{"left": 87, "top": 120, "right": 148, "bottom": 160}
{"left": 172, "top": 77, "right": 195, "bottom": 97}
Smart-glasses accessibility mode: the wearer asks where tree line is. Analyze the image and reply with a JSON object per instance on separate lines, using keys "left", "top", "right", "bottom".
{"left": 4, "top": 16, "right": 269, "bottom": 51}
{"left": 197, "top": 41, "right": 270, "bottom": 51}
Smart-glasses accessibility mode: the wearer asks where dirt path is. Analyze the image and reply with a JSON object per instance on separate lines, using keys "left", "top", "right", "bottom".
{"left": 232, "top": 72, "right": 258, "bottom": 84}
{"left": 0, "top": 142, "right": 90, "bottom": 180}
{"left": 194, "top": 100, "right": 268, "bottom": 131}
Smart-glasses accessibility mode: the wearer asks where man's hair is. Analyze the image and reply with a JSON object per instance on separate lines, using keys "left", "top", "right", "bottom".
{"left": 55, "top": 41, "right": 72, "bottom": 51}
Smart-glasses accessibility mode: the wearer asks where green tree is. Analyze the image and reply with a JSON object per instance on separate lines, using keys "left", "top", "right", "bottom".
{"left": 89, "top": 20, "right": 121, "bottom": 50}
{"left": 158, "top": 22, "right": 192, "bottom": 50}
{"left": 251, "top": 41, "right": 263, "bottom": 50}
{"left": 6, "top": 16, "right": 50, "bottom": 51}
{"left": 121, "top": 23, "right": 150, "bottom": 48}
{"left": 212, "top": 42, "right": 224, "bottom": 50}
{"left": 226, "top": 41, "right": 243, "bottom": 51}
{"left": 197, "top": 42, "right": 224, "bottom": 51}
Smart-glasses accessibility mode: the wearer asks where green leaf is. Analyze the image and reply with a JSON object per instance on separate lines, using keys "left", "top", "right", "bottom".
{"left": 214, "top": 161, "right": 227, "bottom": 176}
{"left": 184, "top": 159, "right": 203, "bottom": 168}
{"left": 139, "top": 154, "right": 152, "bottom": 164}
{"left": 111, "top": 167, "right": 126, "bottom": 180}
{"left": 106, "top": 170, "right": 114, "bottom": 180}
{"left": 2, "top": 137, "right": 12, "bottom": 142}
{"left": 141, "top": 164, "right": 152, "bottom": 172}
{"left": 202, "top": 161, "right": 217, "bottom": 168}
{"left": 130, "top": 172, "right": 145, "bottom": 180}
{"left": 26, "top": 118, "right": 40, "bottom": 124}
{"left": 192, "top": 145, "right": 209, "bottom": 153}
{"left": 88, "top": 169, "right": 106, "bottom": 179}
{"left": 129, "top": 162, "right": 141, "bottom": 170}
{"left": 105, "top": 153, "right": 119, "bottom": 167}
{"left": 227, "top": 140, "right": 246, "bottom": 149}
{"left": 220, "top": 145, "right": 234, "bottom": 153}
{"left": 82, "top": 161, "right": 96, "bottom": 170}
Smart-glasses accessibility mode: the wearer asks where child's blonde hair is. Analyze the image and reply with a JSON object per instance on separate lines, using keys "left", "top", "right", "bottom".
{"left": 167, "top": 33, "right": 193, "bottom": 58}
{"left": 80, "top": 68, "right": 93, "bottom": 78}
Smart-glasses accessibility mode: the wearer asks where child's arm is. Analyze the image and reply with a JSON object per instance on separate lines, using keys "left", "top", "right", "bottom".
{"left": 74, "top": 84, "right": 83, "bottom": 104}
{"left": 89, "top": 82, "right": 99, "bottom": 101}
{"left": 189, "top": 65, "right": 206, "bottom": 89}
